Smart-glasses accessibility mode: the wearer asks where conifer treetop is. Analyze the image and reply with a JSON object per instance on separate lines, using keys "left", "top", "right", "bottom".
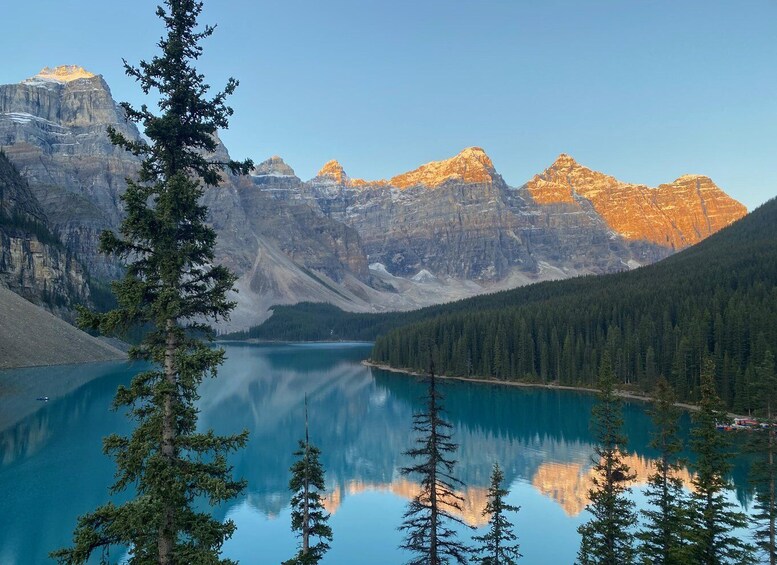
{"left": 109, "top": 0, "right": 252, "bottom": 187}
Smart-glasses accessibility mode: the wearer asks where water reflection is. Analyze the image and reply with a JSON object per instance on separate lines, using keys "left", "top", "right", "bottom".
{"left": 0, "top": 343, "right": 752, "bottom": 564}
{"left": 322, "top": 480, "right": 492, "bottom": 527}
{"left": 197, "top": 343, "right": 702, "bottom": 523}
{"left": 532, "top": 454, "right": 696, "bottom": 516}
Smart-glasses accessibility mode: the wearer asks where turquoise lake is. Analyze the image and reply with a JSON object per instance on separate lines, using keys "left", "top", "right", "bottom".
{"left": 0, "top": 342, "right": 754, "bottom": 564}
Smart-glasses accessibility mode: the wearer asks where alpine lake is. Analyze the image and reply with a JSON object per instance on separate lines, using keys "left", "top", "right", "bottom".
{"left": 0, "top": 342, "right": 754, "bottom": 564}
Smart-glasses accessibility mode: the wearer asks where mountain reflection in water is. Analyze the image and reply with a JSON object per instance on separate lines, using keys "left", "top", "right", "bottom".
{"left": 0, "top": 342, "right": 751, "bottom": 564}
{"left": 197, "top": 344, "right": 703, "bottom": 521}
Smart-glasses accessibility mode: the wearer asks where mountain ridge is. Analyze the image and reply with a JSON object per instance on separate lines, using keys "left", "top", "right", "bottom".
{"left": 0, "top": 67, "right": 748, "bottom": 331}
{"left": 525, "top": 153, "right": 746, "bottom": 248}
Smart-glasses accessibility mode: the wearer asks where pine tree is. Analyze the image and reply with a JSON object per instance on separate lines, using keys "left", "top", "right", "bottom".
{"left": 749, "top": 350, "right": 777, "bottom": 564}
{"left": 52, "top": 1, "right": 251, "bottom": 563}
{"left": 637, "top": 376, "right": 691, "bottom": 564}
{"left": 577, "top": 353, "right": 637, "bottom": 565}
{"left": 399, "top": 360, "right": 470, "bottom": 564}
{"left": 688, "top": 358, "right": 753, "bottom": 564}
{"left": 284, "top": 397, "right": 333, "bottom": 565}
{"left": 471, "top": 462, "right": 521, "bottom": 564}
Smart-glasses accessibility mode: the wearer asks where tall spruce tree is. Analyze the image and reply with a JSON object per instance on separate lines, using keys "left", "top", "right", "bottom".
{"left": 471, "top": 462, "right": 521, "bottom": 564}
{"left": 637, "top": 376, "right": 692, "bottom": 564}
{"left": 577, "top": 353, "right": 637, "bottom": 565}
{"left": 399, "top": 360, "right": 470, "bottom": 565}
{"left": 284, "top": 397, "right": 332, "bottom": 565}
{"left": 52, "top": 1, "right": 251, "bottom": 563}
{"left": 748, "top": 350, "right": 777, "bottom": 564}
{"left": 688, "top": 358, "right": 753, "bottom": 564}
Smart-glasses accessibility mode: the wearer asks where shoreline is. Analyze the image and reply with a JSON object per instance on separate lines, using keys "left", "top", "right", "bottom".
{"left": 217, "top": 338, "right": 374, "bottom": 345}
{"left": 362, "top": 360, "right": 708, "bottom": 414}
{"left": 0, "top": 353, "right": 126, "bottom": 372}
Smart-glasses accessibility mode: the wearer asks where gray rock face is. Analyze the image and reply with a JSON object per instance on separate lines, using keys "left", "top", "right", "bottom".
{"left": 253, "top": 155, "right": 296, "bottom": 177}
{"left": 0, "top": 70, "right": 143, "bottom": 280}
{"left": 298, "top": 151, "right": 668, "bottom": 282}
{"left": 0, "top": 70, "right": 374, "bottom": 330}
{"left": 204, "top": 172, "right": 368, "bottom": 284}
{"left": 0, "top": 152, "right": 90, "bottom": 314}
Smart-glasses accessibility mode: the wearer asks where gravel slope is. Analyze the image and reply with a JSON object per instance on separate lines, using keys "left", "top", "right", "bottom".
{"left": 0, "top": 286, "right": 126, "bottom": 369}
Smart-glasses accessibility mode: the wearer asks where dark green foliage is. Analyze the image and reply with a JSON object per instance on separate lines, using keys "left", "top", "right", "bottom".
{"left": 221, "top": 302, "right": 440, "bottom": 342}
{"left": 400, "top": 362, "right": 470, "bottom": 564}
{"left": 637, "top": 377, "right": 692, "bottom": 564}
{"left": 0, "top": 209, "right": 63, "bottom": 248}
{"left": 471, "top": 462, "right": 521, "bottom": 564}
{"left": 52, "top": 1, "right": 250, "bottom": 563}
{"left": 577, "top": 354, "right": 637, "bottom": 564}
{"left": 368, "top": 197, "right": 777, "bottom": 409}
{"left": 748, "top": 350, "right": 777, "bottom": 564}
{"left": 687, "top": 359, "right": 753, "bottom": 564}
{"left": 283, "top": 402, "right": 333, "bottom": 565}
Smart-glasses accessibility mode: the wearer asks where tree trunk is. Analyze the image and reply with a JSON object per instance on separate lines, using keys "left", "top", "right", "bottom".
{"left": 303, "top": 446, "right": 310, "bottom": 556}
{"left": 430, "top": 374, "right": 438, "bottom": 565}
{"left": 770, "top": 404, "right": 775, "bottom": 565}
{"left": 159, "top": 318, "right": 177, "bottom": 565}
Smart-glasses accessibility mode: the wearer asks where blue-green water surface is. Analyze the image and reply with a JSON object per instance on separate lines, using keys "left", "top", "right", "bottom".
{"left": 0, "top": 343, "right": 754, "bottom": 564}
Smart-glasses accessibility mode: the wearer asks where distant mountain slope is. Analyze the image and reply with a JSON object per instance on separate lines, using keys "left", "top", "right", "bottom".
{"left": 369, "top": 197, "right": 777, "bottom": 409}
{"left": 0, "top": 285, "right": 125, "bottom": 369}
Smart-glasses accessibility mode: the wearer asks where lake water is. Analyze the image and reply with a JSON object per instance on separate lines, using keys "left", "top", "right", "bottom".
{"left": 0, "top": 342, "right": 754, "bottom": 564}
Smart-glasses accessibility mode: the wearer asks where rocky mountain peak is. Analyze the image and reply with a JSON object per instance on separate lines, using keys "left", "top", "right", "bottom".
{"left": 253, "top": 155, "right": 296, "bottom": 177}
{"left": 316, "top": 160, "right": 348, "bottom": 183}
{"left": 672, "top": 173, "right": 713, "bottom": 185}
{"left": 525, "top": 155, "right": 746, "bottom": 249}
{"left": 25, "top": 65, "right": 96, "bottom": 84}
{"left": 549, "top": 153, "right": 581, "bottom": 170}
{"left": 390, "top": 146, "right": 497, "bottom": 189}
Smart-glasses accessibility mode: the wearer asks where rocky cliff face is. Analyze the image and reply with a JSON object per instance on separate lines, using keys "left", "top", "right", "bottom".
{"left": 525, "top": 154, "right": 747, "bottom": 249}
{"left": 0, "top": 151, "right": 89, "bottom": 312}
{"left": 0, "top": 66, "right": 143, "bottom": 280}
{"left": 299, "top": 148, "right": 670, "bottom": 282}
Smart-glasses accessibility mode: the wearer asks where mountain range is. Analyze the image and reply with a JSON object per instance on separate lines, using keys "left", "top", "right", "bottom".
{"left": 0, "top": 66, "right": 747, "bottom": 333}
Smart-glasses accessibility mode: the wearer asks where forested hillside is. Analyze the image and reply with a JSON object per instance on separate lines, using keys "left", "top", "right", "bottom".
{"left": 370, "top": 197, "right": 777, "bottom": 410}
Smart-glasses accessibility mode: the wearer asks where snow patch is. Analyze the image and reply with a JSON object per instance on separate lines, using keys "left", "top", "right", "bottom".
{"left": 411, "top": 269, "right": 437, "bottom": 283}
{"left": 369, "top": 262, "right": 391, "bottom": 275}
{"left": 0, "top": 112, "right": 35, "bottom": 124}
{"left": 0, "top": 112, "right": 63, "bottom": 129}
{"left": 19, "top": 77, "right": 64, "bottom": 89}
{"left": 251, "top": 172, "right": 295, "bottom": 178}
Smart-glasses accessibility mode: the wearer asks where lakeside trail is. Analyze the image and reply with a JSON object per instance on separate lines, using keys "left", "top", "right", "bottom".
{"left": 362, "top": 360, "right": 734, "bottom": 417}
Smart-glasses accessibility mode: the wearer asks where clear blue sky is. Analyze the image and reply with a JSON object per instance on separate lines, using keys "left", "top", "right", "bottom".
{"left": 3, "top": 1, "right": 775, "bottom": 209}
